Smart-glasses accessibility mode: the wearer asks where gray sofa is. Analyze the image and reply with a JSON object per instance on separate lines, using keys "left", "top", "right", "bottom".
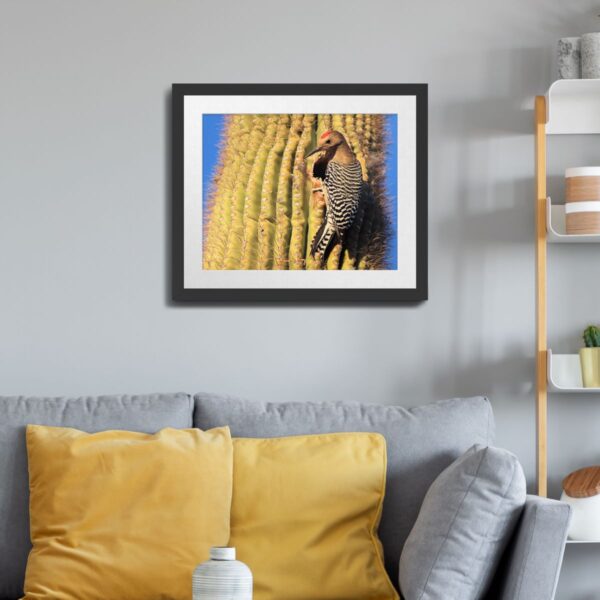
{"left": 0, "top": 393, "right": 570, "bottom": 600}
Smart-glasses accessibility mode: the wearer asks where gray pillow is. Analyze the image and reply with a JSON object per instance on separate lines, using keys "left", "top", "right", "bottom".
{"left": 399, "top": 445, "right": 526, "bottom": 600}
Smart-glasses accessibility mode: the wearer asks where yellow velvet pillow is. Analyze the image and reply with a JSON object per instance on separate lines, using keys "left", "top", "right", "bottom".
{"left": 23, "top": 425, "right": 233, "bottom": 600}
{"left": 230, "top": 433, "right": 399, "bottom": 600}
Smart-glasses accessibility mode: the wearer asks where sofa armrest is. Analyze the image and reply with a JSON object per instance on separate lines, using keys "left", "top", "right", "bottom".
{"left": 490, "top": 495, "right": 571, "bottom": 600}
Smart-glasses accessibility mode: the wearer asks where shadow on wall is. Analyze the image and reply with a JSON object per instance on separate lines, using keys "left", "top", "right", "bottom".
{"left": 555, "top": 543, "right": 600, "bottom": 600}
{"left": 164, "top": 90, "right": 173, "bottom": 307}
{"left": 437, "top": 47, "right": 551, "bottom": 138}
{"left": 548, "top": 477, "right": 567, "bottom": 501}
{"left": 432, "top": 175, "right": 536, "bottom": 402}
{"left": 438, "top": 178, "right": 535, "bottom": 246}
{"left": 547, "top": 174, "right": 567, "bottom": 202}
{"left": 431, "top": 351, "right": 535, "bottom": 403}
{"left": 427, "top": 46, "right": 552, "bottom": 406}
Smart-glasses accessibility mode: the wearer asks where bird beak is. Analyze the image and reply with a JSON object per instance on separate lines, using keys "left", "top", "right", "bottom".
{"left": 304, "top": 145, "right": 324, "bottom": 159}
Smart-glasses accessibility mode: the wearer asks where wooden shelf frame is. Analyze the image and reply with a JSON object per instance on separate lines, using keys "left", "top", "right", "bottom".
{"left": 536, "top": 82, "right": 600, "bottom": 497}
{"left": 535, "top": 95, "right": 548, "bottom": 497}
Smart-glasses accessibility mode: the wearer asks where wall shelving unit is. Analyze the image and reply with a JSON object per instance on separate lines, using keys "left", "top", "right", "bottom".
{"left": 535, "top": 80, "right": 600, "bottom": 498}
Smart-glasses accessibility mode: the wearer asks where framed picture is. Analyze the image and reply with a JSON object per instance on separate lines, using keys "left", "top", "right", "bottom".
{"left": 172, "top": 84, "right": 427, "bottom": 302}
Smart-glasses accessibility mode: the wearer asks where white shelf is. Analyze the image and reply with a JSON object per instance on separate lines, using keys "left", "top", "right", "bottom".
{"left": 566, "top": 539, "right": 600, "bottom": 544}
{"left": 546, "top": 197, "right": 600, "bottom": 243}
{"left": 548, "top": 349, "right": 600, "bottom": 393}
{"left": 546, "top": 79, "right": 600, "bottom": 134}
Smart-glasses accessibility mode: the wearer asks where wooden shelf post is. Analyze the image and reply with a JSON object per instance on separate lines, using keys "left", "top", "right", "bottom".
{"left": 535, "top": 95, "right": 548, "bottom": 497}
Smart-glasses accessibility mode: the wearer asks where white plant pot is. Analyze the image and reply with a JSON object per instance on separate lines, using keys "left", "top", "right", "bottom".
{"left": 560, "top": 492, "right": 600, "bottom": 541}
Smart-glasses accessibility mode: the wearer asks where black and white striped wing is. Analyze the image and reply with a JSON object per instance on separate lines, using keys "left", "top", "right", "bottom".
{"left": 323, "top": 160, "right": 363, "bottom": 237}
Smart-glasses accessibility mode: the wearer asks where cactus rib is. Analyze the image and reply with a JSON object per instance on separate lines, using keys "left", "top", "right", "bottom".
{"left": 240, "top": 116, "right": 278, "bottom": 269}
{"left": 584, "top": 325, "right": 600, "bottom": 347}
{"left": 222, "top": 116, "right": 266, "bottom": 269}
{"left": 289, "top": 115, "right": 315, "bottom": 269}
{"left": 204, "top": 116, "right": 248, "bottom": 269}
{"left": 273, "top": 115, "right": 302, "bottom": 270}
{"left": 256, "top": 115, "right": 289, "bottom": 270}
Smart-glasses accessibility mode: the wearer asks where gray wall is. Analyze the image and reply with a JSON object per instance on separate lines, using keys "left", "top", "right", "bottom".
{"left": 1, "top": 1, "right": 599, "bottom": 597}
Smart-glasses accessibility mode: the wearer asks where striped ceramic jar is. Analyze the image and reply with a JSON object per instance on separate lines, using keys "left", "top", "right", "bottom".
{"left": 566, "top": 167, "right": 600, "bottom": 235}
{"left": 193, "top": 547, "right": 253, "bottom": 600}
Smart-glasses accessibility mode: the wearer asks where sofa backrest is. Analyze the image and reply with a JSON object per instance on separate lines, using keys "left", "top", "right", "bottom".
{"left": 194, "top": 394, "right": 495, "bottom": 588}
{"left": 0, "top": 393, "right": 193, "bottom": 600}
{"left": 0, "top": 393, "right": 494, "bottom": 597}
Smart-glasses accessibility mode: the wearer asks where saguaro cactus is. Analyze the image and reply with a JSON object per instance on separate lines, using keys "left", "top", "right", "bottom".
{"left": 203, "top": 114, "right": 391, "bottom": 270}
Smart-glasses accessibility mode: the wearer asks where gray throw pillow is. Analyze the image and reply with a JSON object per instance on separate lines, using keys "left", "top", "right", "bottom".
{"left": 399, "top": 445, "right": 526, "bottom": 600}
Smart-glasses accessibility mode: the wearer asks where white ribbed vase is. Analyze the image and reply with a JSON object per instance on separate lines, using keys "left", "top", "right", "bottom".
{"left": 193, "top": 547, "right": 252, "bottom": 600}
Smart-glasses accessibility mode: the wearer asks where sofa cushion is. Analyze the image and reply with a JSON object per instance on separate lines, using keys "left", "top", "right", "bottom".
{"left": 0, "top": 393, "right": 193, "bottom": 600}
{"left": 23, "top": 425, "right": 232, "bottom": 600}
{"left": 231, "top": 433, "right": 398, "bottom": 600}
{"left": 399, "top": 445, "right": 526, "bottom": 600}
{"left": 193, "top": 394, "right": 494, "bottom": 586}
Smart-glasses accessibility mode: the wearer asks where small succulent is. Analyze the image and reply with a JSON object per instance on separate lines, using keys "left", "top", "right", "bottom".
{"left": 583, "top": 325, "right": 600, "bottom": 347}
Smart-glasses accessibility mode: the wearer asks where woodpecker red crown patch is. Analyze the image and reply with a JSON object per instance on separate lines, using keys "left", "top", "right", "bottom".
{"left": 320, "top": 130, "right": 332, "bottom": 140}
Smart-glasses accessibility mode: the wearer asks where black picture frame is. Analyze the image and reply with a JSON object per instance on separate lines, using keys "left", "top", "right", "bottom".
{"left": 172, "top": 83, "right": 428, "bottom": 303}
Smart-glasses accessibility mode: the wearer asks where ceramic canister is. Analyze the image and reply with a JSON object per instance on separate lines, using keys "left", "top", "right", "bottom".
{"left": 565, "top": 167, "right": 600, "bottom": 234}
{"left": 193, "top": 547, "right": 253, "bottom": 600}
{"left": 560, "top": 492, "right": 600, "bottom": 540}
{"left": 561, "top": 466, "right": 600, "bottom": 541}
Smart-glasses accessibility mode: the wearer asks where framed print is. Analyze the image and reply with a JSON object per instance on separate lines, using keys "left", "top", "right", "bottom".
{"left": 172, "top": 84, "right": 427, "bottom": 302}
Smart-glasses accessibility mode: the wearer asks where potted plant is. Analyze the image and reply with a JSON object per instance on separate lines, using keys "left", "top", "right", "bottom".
{"left": 581, "top": 325, "right": 600, "bottom": 387}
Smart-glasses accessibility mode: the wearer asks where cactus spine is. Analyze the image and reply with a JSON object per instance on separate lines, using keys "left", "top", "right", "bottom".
{"left": 584, "top": 325, "right": 600, "bottom": 347}
{"left": 203, "top": 113, "right": 392, "bottom": 270}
